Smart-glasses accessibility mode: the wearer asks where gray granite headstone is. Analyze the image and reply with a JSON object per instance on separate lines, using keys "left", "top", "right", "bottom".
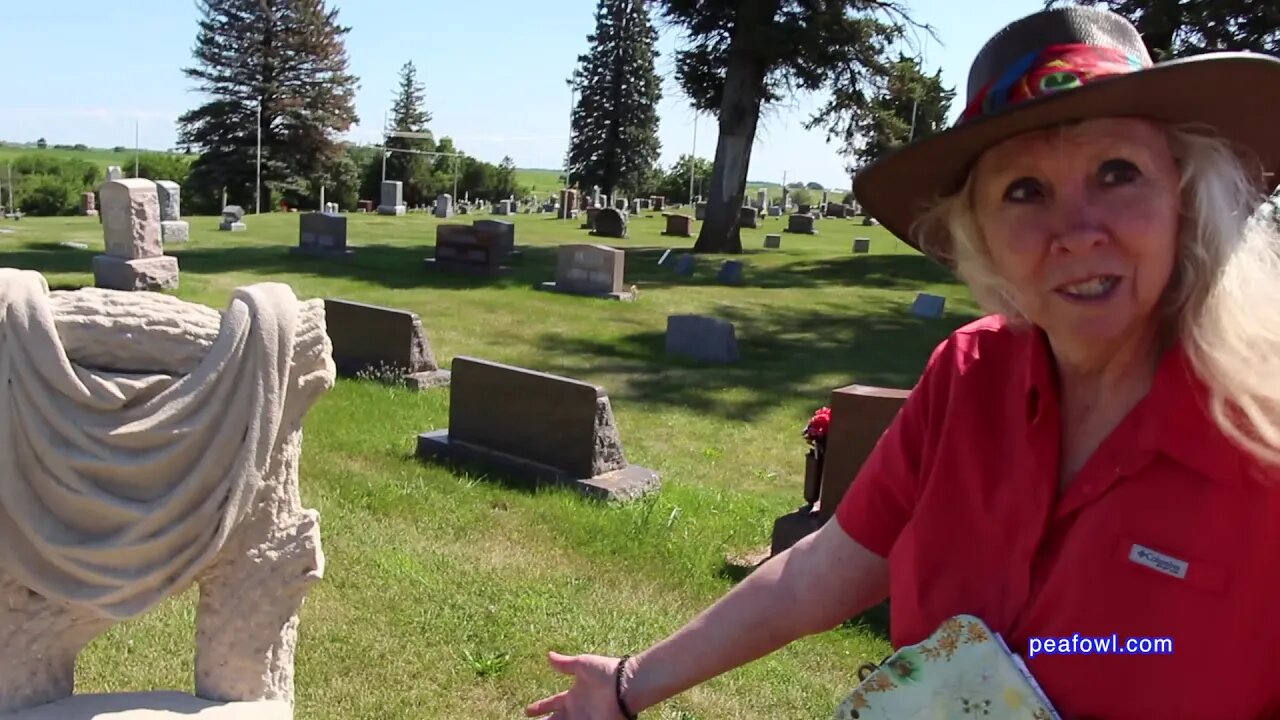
{"left": 909, "top": 293, "right": 946, "bottom": 318}
{"left": 853, "top": 237, "right": 870, "bottom": 253}
{"left": 664, "top": 315, "right": 739, "bottom": 364}
{"left": 673, "top": 254, "right": 695, "bottom": 276}
{"left": 591, "top": 208, "right": 627, "bottom": 239}
{"left": 717, "top": 260, "right": 744, "bottom": 285}
{"left": 764, "top": 234, "right": 781, "bottom": 249}
{"left": 435, "top": 193, "right": 454, "bottom": 218}
{"left": 324, "top": 298, "right": 449, "bottom": 389}
{"left": 739, "top": 205, "right": 759, "bottom": 229}
{"left": 219, "top": 205, "right": 247, "bottom": 231}
{"left": 292, "top": 212, "right": 351, "bottom": 258}
{"left": 378, "top": 181, "right": 406, "bottom": 215}
{"left": 415, "top": 356, "right": 659, "bottom": 501}
{"left": 786, "top": 214, "right": 816, "bottom": 234}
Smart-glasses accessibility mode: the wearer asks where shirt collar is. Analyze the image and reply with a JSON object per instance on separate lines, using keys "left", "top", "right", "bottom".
{"left": 1020, "top": 324, "right": 1245, "bottom": 486}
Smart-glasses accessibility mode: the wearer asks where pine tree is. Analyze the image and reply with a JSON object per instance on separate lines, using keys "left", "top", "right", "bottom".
{"left": 1049, "top": 0, "right": 1280, "bottom": 60}
{"left": 178, "top": 0, "right": 359, "bottom": 211}
{"left": 385, "top": 60, "right": 435, "bottom": 206}
{"left": 657, "top": 0, "right": 921, "bottom": 253}
{"left": 851, "top": 55, "right": 955, "bottom": 171}
{"left": 568, "top": 0, "right": 663, "bottom": 200}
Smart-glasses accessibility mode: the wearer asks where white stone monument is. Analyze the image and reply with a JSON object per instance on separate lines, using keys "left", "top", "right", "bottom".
{"left": 377, "top": 181, "right": 406, "bottom": 216}
{"left": 105, "top": 166, "right": 123, "bottom": 182}
{"left": 155, "top": 180, "right": 190, "bottom": 244}
{"left": 91, "top": 178, "right": 180, "bottom": 291}
{"left": 0, "top": 268, "right": 333, "bottom": 719}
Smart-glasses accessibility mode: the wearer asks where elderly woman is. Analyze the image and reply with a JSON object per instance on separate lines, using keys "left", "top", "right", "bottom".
{"left": 526, "top": 6, "right": 1280, "bottom": 719}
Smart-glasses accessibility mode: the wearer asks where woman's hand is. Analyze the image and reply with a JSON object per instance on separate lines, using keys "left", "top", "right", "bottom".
{"left": 524, "top": 651, "right": 631, "bottom": 719}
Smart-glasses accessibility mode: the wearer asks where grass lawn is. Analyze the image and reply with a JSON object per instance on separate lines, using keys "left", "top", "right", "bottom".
{"left": 0, "top": 207, "right": 978, "bottom": 718}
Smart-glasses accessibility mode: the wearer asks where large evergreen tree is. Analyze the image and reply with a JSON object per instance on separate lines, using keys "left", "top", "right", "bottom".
{"left": 385, "top": 60, "right": 436, "bottom": 206}
{"left": 850, "top": 54, "right": 954, "bottom": 171}
{"left": 178, "top": 0, "right": 359, "bottom": 211}
{"left": 1049, "top": 0, "right": 1280, "bottom": 60}
{"left": 568, "top": 0, "right": 663, "bottom": 199}
{"left": 658, "top": 0, "right": 921, "bottom": 253}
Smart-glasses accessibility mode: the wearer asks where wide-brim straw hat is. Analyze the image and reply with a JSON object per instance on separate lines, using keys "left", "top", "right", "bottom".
{"left": 853, "top": 5, "right": 1280, "bottom": 264}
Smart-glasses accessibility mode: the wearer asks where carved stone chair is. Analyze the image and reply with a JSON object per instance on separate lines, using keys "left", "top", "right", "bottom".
{"left": 0, "top": 269, "right": 335, "bottom": 719}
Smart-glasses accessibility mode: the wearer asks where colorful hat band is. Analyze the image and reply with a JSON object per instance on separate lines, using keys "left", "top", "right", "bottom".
{"left": 960, "top": 43, "right": 1149, "bottom": 123}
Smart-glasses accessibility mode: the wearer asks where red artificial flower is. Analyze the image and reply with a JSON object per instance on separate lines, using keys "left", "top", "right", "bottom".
{"left": 803, "top": 406, "right": 831, "bottom": 443}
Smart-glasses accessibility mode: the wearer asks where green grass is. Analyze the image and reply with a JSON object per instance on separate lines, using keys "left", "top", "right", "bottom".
{"left": 0, "top": 208, "right": 978, "bottom": 718}
{"left": 0, "top": 143, "right": 162, "bottom": 170}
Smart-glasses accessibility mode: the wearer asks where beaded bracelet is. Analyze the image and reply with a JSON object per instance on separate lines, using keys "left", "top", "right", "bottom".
{"left": 614, "top": 654, "right": 638, "bottom": 720}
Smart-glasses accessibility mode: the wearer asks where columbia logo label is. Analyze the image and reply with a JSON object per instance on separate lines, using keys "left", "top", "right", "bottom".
{"left": 1128, "top": 544, "right": 1189, "bottom": 580}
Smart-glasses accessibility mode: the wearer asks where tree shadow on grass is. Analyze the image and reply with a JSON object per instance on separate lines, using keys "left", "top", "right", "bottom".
{"left": 536, "top": 300, "right": 981, "bottom": 423}
{"left": 622, "top": 247, "right": 961, "bottom": 292}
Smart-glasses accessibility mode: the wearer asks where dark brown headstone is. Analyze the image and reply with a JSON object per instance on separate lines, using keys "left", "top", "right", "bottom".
{"left": 425, "top": 224, "right": 510, "bottom": 276}
{"left": 323, "top": 299, "right": 450, "bottom": 389}
{"left": 416, "top": 356, "right": 659, "bottom": 501}
{"left": 590, "top": 207, "right": 627, "bottom": 239}
{"left": 818, "top": 384, "right": 911, "bottom": 517}
{"left": 662, "top": 213, "right": 692, "bottom": 237}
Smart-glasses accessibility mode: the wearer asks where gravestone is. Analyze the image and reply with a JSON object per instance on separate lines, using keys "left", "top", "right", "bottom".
{"left": 739, "top": 206, "right": 760, "bottom": 229}
{"left": 495, "top": 199, "right": 513, "bottom": 216}
{"left": 435, "top": 193, "right": 454, "bottom": 218}
{"left": 662, "top": 213, "right": 693, "bottom": 237}
{"left": 92, "top": 179, "right": 179, "bottom": 291}
{"left": 424, "top": 223, "right": 511, "bottom": 276}
{"left": 582, "top": 207, "right": 600, "bottom": 231}
{"left": 771, "top": 384, "right": 911, "bottom": 555}
{"left": 416, "top": 357, "right": 660, "bottom": 502}
{"left": 717, "top": 260, "right": 744, "bottom": 285}
{"left": 613, "top": 197, "right": 627, "bottom": 211}
{"left": 651, "top": 196, "right": 665, "bottom": 211}
{"left": 786, "top": 214, "right": 816, "bottom": 234}
{"left": 630, "top": 198, "right": 642, "bottom": 215}
{"left": 590, "top": 207, "right": 627, "bottom": 239}
{"left": 105, "top": 166, "right": 123, "bottom": 182}
{"left": 377, "top": 181, "right": 406, "bottom": 216}
{"left": 155, "top": 180, "right": 190, "bottom": 244}
{"left": 764, "top": 234, "right": 781, "bottom": 249}
{"left": 665, "top": 315, "right": 738, "bottom": 364}
{"left": 538, "top": 244, "right": 634, "bottom": 301}
{"left": 673, "top": 254, "right": 695, "bottom": 277}
{"left": 473, "top": 218, "right": 518, "bottom": 259}
{"left": 323, "top": 299, "right": 450, "bottom": 389}
{"left": 853, "top": 237, "right": 871, "bottom": 254}
{"left": 768, "top": 206, "right": 782, "bottom": 217}
{"left": 290, "top": 212, "right": 352, "bottom": 259}
{"left": 756, "top": 188, "right": 769, "bottom": 210}
{"left": 910, "top": 293, "right": 946, "bottom": 318}
{"left": 357, "top": 199, "right": 374, "bottom": 213}
{"left": 862, "top": 216, "right": 880, "bottom": 226}
{"left": 558, "top": 189, "right": 578, "bottom": 220}
{"left": 80, "top": 192, "right": 98, "bottom": 217}
{"left": 824, "top": 202, "right": 847, "bottom": 219}
{"left": 694, "top": 202, "right": 707, "bottom": 221}
{"left": 219, "top": 205, "right": 247, "bottom": 232}
{"left": 798, "top": 203, "right": 811, "bottom": 214}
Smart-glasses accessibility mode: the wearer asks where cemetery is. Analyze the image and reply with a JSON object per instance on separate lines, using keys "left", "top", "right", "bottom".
{"left": 0, "top": 205, "right": 971, "bottom": 719}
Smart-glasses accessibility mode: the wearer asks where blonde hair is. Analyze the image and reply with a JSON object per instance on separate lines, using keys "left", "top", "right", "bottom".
{"left": 912, "top": 124, "right": 1280, "bottom": 467}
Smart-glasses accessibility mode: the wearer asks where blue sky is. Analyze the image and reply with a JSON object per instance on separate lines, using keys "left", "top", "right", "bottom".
{"left": 1, "top": 0, "right": 1043, "bottom": 189}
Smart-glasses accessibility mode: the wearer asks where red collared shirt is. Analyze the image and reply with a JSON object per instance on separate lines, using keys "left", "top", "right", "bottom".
{"left": 836, "top": 314, "right": 1280, "bottom": 720}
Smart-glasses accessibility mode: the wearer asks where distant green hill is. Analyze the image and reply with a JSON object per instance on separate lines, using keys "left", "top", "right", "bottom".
{"left": 0, "top": 144, "right": 848, "bottom": 197}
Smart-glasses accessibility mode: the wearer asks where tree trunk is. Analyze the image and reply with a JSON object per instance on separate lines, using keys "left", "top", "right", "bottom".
{"left": 692, "top": 0, "right": 777, "bottom": 254}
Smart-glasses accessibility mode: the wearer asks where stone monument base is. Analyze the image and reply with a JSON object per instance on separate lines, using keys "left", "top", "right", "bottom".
{"left": 769, "top": 505, "right": 826, "bottom": 556}
{"left": 92, "top": 255, "right": 180, "bottom": 292}
{"left": 536, "top": 281, "right": 636, "bottom": 302}
{"left": 219, "top": 222, "right": 247, "bottom": 232}
{"left": 404, "top": 368, "right": 452, "bottom": 390}
{"left": 161, "top": 220, "right": 190, "bottom": 244}
{"left": 0, "top": 691, "right": 291, "bottom": 720}
{"left": 415, "top": 430, "right": 659, "bottom": 502}
{"left": 83, "top": 210, "right": 98, "bottom": 217}
{"left": 377, "top": 205, "right": 407, "bottom": 216}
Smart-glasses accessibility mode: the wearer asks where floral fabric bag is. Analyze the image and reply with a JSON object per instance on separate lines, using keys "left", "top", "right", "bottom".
{"left": 833, "top": 614, "right": 1062, "bottom": 720}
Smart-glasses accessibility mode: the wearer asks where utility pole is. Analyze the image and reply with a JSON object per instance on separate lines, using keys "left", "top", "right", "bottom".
{"left": 255, "top": 100, "right": 263, "bottom": 214}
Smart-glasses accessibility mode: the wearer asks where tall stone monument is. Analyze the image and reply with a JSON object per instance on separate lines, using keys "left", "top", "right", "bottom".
{"left": 155, "top": 180, "right": 190, "bottom": 244}
{"left": 80, "top": 192, "right": 97, "bottom": 217}
{"left": 91, "top": 178, "right": 180, "bottom": 291}
{"left": 377, "top": 181, "right": 406, "bottom": 216}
